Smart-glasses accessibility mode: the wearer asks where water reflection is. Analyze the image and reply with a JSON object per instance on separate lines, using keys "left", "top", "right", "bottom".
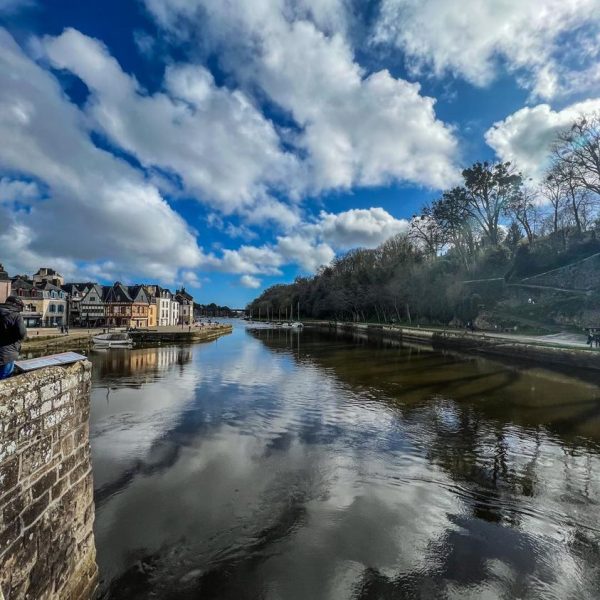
{"left": 90, "top": 327, "right": 600, "bottom": 599}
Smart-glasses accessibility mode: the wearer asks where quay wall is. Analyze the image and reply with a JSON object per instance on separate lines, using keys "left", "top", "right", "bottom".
{"left": 0, "top": 361, "right": 97, "bottom": 600}
{"left": 309, "top": 321, "right": 600, "bottom": 371}
{"left": 130, "top": 324, "right": 233, "bottom": 345}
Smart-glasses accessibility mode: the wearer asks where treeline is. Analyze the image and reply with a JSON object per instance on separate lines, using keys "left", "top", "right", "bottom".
{"left": 248, "top": 114, "right": 600, "bottom": 325}
{"left": 194, "top": 302, "right": 235, "bottom": 317}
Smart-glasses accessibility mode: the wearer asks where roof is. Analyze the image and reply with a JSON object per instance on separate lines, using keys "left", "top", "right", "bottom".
{"left": 81, "top": 284, "right": 105, "bottom": 302}
{"left": 128, "top": 285, "right": 150, "bottom": 303}
{"left": 62, "top": 282, "right": 95, "bottom": 295}
{"left": 35, "top": 281, "right": 64, "bottom": 293}
{"left": 104, "top": 282, "right": 133, "bottom": 303}
{"left": 11, "top": 277, "right": 35, "bottom": 291}
{"left": 176, "top": 287, "right": 193, "bottom": 301}
{"left": 35, "top": 267, "right": 61, "bottom": 276}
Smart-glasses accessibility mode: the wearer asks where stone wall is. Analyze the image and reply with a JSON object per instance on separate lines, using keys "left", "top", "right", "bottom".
{"left": 0, "top": 361, "right": 97, "bottom": 599}
{"left": 521, "top": 252, "right": 600, "bottom": 291}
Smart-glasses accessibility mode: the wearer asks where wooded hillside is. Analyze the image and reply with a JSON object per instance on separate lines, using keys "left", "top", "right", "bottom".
{"left": 248, "top": 115, "right": 600, "bottom": 331}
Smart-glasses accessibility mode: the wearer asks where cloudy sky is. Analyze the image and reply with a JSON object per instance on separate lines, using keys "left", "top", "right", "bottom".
{"left": 1, "top": 0, "right": 599, "bottom": 306}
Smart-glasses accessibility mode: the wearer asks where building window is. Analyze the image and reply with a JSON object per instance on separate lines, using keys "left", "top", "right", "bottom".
{"left": 58, "top": 305, "right": 64, "bottom": 313}
{"left": 49, "top": 305, "right": 56, "bottom": 313}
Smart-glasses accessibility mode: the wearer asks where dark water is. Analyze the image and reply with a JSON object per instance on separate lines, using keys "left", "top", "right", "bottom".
{"left": 90, "top": 324, "right": 600, "bottom": 600}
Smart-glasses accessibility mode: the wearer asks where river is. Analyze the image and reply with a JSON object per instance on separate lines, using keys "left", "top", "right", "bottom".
{"left": 89, "top": 323, "right": 600, "bottom": 599}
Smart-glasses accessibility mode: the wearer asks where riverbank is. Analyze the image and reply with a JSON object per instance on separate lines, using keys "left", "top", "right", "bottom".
{"left": 21, "top": 324, "right": 233, "bottom": 355}
{"left": 307, "top": 321, "right": 600, "bottom": 371}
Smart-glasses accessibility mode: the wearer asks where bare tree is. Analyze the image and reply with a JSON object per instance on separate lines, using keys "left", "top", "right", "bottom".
{"left": 540, "top": 168, "right": 566, "bottom": 235}
{"left": 552, "top": 114, "right": 600, "bottom": 196}
{"left": 503, "top": 186, "right": 539, "bottom": 244}
{"left": 409, "top": 203, "right": 445, "bottom": 258}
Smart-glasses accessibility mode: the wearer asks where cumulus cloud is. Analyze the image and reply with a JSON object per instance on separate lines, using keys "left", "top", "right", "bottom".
{"left": 43, "top": 28, "right": 301, "bottom": 224}
{"left": 209, "top": 206, "right": 405, "bottom": 277}
{"left": 275, "top": 234, "right": 335, "bottom": 272}
{"left": 373, "top": 0, "right": 600, "bottom": 100}
{"left": 485, "top": 98, "right": 600, "bottom": 180}
{"left": 312, "top": 207, "right": 409, "bottom": 249}
{"left": 143, "top": 0, "right": 459, "bottom": 191}
{"left": 240, "top": 274, "right": 261, "bottom": 289}
{"left": 0, "top": 27, "right": 204, "bottom": 281}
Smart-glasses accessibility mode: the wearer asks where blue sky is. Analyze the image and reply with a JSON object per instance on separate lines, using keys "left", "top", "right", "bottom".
{"left": 0, "top": 0, "right": 599, "bottom": 307}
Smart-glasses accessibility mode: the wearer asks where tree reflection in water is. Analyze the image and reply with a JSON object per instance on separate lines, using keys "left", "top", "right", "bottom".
{"left": 91, "top": 328, "right": 600, "bottom": 600}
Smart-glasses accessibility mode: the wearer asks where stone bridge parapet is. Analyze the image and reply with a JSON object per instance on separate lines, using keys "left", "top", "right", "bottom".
{"left": 0, "top": 361, "right": 97, "bottom": 599}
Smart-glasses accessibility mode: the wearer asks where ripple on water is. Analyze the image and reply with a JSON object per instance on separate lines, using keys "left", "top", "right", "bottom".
{"left": 90, "top": 330, "right": 600, "bottom": 600}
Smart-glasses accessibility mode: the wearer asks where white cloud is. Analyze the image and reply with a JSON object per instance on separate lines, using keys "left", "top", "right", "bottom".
{"left": 216, "top": 245, "right": 284, "bottom": 276}
{"left": 373, "top": 0, "right": 600, "bottom": 100}
{"left": 485, "top": 98, "right": 600, "bottom": 180}
{"left": 201, "top": 206, "right": 407, "bottom": 277}
{"left": 275, "top": 234, "right": 335, "bottom": 272}
{"left": 312, "top": 207, "right": 409, "bottom": 249}
{"left": 240, "top": 274, "right": 261, "bottom": 289}
{"left": 143, "top": 0, "right": 459, "bottom": 191}
{"left": 0, "top": 28, "right": 204, "bottom": 281}
{"left": 43, "top": 29, "right": 302, "bottom": 224}
{"left": 0, "top": 177, "right": 40, "bottom": 204}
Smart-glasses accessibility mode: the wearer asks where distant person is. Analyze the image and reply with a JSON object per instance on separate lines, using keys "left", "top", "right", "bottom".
{"left": 0, "top": 295, "right": 27, "bottom": 380}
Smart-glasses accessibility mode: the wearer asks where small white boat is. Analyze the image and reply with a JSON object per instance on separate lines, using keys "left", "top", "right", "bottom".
{"left": 92, "top": 332, "right": 133, "bottom": 348}
{"left": 290, "top": 321, "right": 304, "bottom": 329}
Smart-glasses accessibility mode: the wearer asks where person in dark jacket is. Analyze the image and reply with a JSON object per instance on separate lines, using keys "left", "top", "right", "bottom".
{"left": 0, "top": 295, "right": 27, "bottom": 380}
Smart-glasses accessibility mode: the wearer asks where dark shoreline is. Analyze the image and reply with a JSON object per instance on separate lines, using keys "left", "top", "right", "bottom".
{"left": 306, "top": 321, "right": 600, "bottom": 374}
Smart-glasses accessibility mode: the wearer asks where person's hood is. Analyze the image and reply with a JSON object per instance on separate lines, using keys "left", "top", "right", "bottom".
{"left": 0, "top": 303, "right": 21, "bottom": 316}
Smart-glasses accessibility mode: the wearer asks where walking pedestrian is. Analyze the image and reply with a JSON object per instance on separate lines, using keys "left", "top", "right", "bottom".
{"left": 0, "top": 296, "right": 27, "bottom": 380}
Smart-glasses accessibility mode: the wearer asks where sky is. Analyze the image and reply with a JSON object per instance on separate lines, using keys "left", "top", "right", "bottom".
{"left": 0, "top": 0, "right": 599, "bottom": 307}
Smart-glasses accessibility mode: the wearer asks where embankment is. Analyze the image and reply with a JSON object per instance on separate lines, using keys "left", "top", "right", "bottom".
{"left": 0, "top": 361, "right": 97, "bottom": 599}
{"left": 308, "top": 322, "right": 600, "bottom": 371}
{"left": 21, "top": 324, "right": 233, "bottom": 355}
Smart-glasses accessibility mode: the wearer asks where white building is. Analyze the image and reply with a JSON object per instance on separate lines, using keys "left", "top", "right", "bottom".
{"left": 146, "top": 285, "right": 174, "bottom": 327}
{"left": 170, "top": 296, "right": 179, "bottom": 326}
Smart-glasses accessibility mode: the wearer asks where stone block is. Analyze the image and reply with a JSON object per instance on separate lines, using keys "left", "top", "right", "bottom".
{"left": 40, "top": 380, "right": 61, "bottom": 403}
{"left": 73, "top": 424, "right": 88, "bottom": 447}
{"left": 69, "top": 463, "right": 90, "bottom": 486}
{"left": 0, "top": 438, "right": 17, "bottom": 463}
{"left": 51, "top": 476, "right": 68, "bottom": 501}
{"left": 43, "top": 406, "right": 71, "bottom": 430}
{"left": 2, "top": 492, "right": 27, "bottom": 526}
{"left": 31, "top": 468, "right": 57, "bottom": 500}
{"left": 17, "top": 419, "right": 40, "bottom": 444}
{"left": 61, "top": 432, "right": 74, "bottom": 457}
{"left": 20, "top": 434, "right": 53, "bottom": 477}
{"left": 58, "top": 453, "right": 77, "bottom": 479}
{"left": 21, "top": 491, "right": 49, "bottom": 529}
{"left": 0, "top": 518, "right": 20, "bottom": 555}
{"left": 61, "top": 374, "right": 80, "bottom": 393}
{"left": 54, "top": 392, "right": 71, "bottom": 408}
{"left": 40, "top": 399, "right": 53, "bottom": 415}
{"left": 0, "top": 361, "right": 96, "bottom": 599}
